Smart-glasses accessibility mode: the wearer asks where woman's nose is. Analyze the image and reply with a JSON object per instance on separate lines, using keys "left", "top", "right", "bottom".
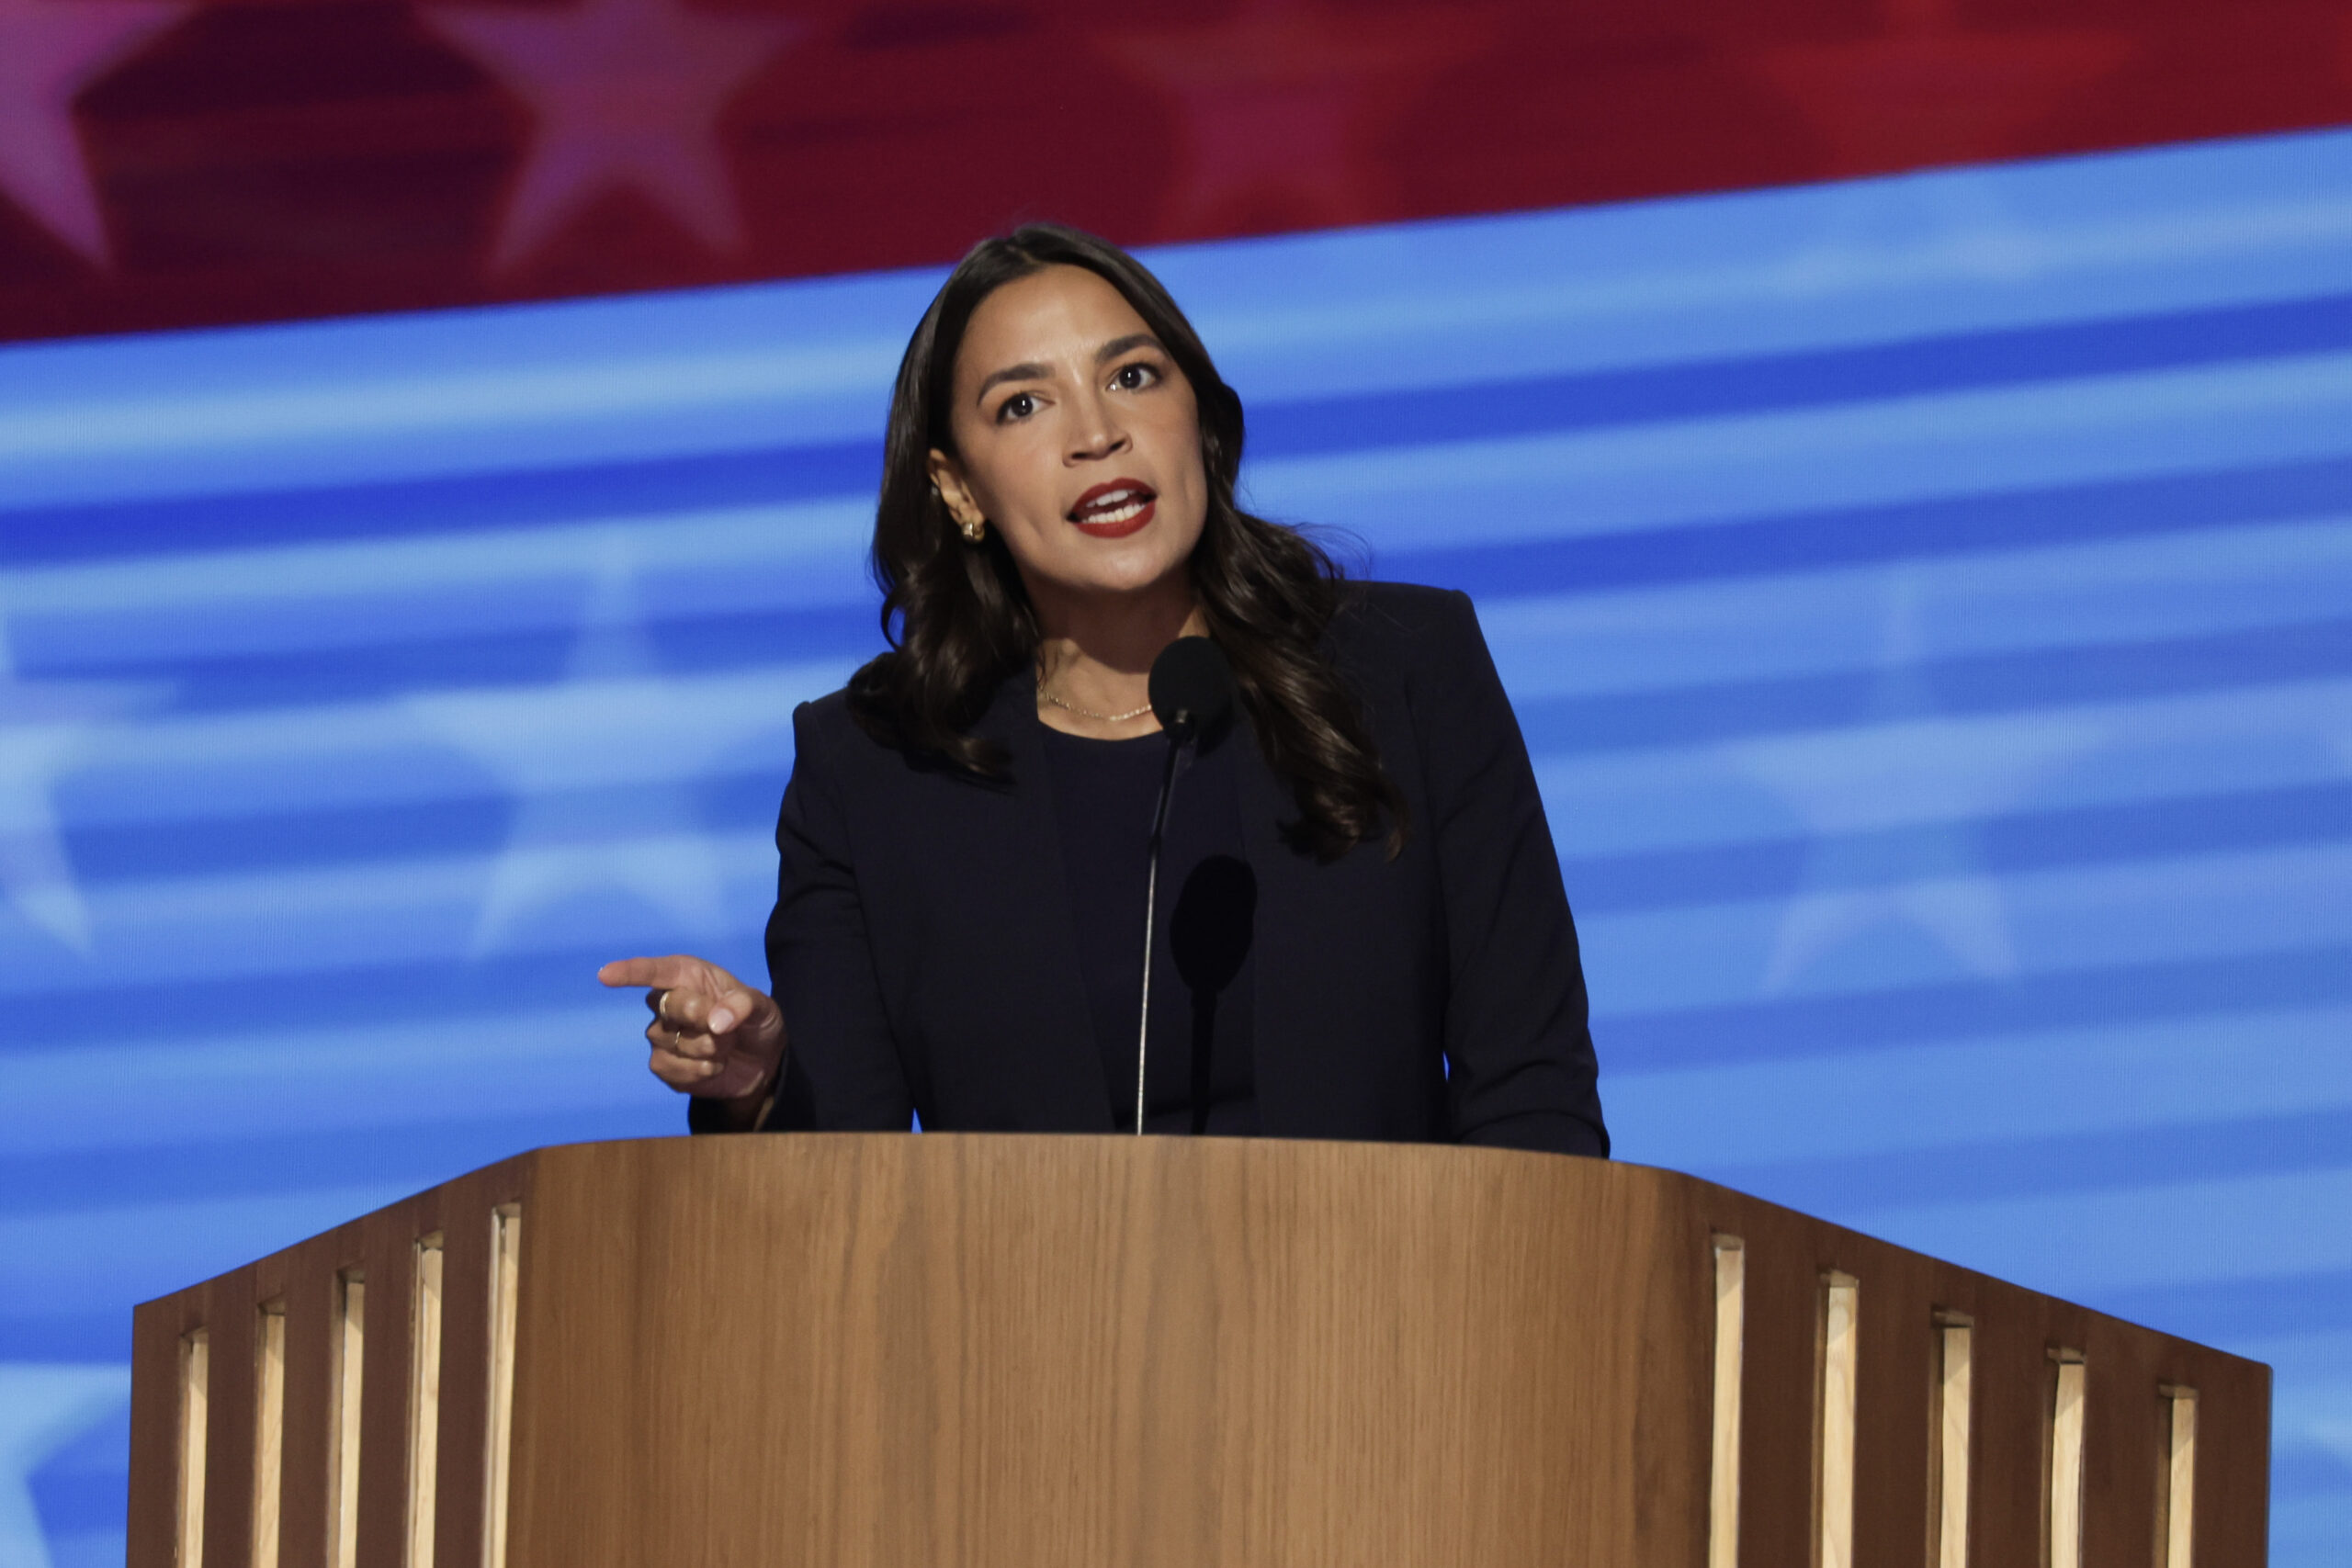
{"left": 1068, "top": 391, "right": 1130, "bottom": 460}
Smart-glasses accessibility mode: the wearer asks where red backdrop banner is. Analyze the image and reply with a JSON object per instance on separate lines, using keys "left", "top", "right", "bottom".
{"left": 5, "top": 0, "right": 2351, "bottom": 342}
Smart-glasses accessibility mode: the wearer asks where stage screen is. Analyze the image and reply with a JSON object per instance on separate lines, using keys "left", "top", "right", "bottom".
{"left": 3, "top": 128, "right": 2348, "bottom": 1564}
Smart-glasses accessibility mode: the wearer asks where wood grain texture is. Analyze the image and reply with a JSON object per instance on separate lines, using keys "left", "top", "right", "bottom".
{"left": 1934, "top": 1324, "right": 1971, "bottom": 1568}
{"left": 1817, "top": 1275, "right": 1859, "bottom": 1568}
{"left": 253, "top": 1300, "right": 285, "bottom": 1568}
{"left": 178, "top": 1328, "right": 209, "bottom": 1567}
{"left": 503, "top": 1136, "right": 1708, "bottom": 1568}
{"left": 404, "top": 1235, "right": 444, "bottom": 1568}
{"left": 130, "top": 1155, "right": 525, "bottom": 1567}
{"left": 484, "top": 1205, "right": 523, "bottom": 1568}
{"left": 1706, "top": 1237, "right": 1742, "bottom": 1568}
{"left": 428, "top": 1185, "right": 495, "bottom": 1568}
{"left": 2164, "top": 1391, "right": 2197, "bottom": 1568}
{"left": 200, "top": 1272, "right": 256, "bottom": 1568}
{"left": 330, "top": 1266, "right": 364, "bottom": 1568}
{"left": 2051, "top": 1354, "right": 2086, "bottom": 1568}
{"left": 275, "top": 1232, "right": 345, "bottom": 1568}
{"left": 127, "top": 1138, "right": 2269, "bottom": 1568}
{"left": 353, "top": 1197, "right": 416, "bottom": 1568}
{"left": 127, "top": 1290, "right": 181, "bottom": 1568}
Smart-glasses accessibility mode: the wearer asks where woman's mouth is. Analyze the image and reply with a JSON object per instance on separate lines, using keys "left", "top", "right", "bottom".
{"left": 1068, "top": 479, "right": 1157, "bottom": 538}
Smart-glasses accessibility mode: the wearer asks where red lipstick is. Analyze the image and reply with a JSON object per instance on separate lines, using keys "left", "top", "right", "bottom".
{"left": 1068, "top": 479, "right": 1157, "bottom": 538}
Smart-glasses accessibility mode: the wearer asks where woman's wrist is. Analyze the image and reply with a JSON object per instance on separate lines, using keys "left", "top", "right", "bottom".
{"left": 689, "top": 1063, "right": 781, "bottom": 1133}
{"left": 710, "top": 1090, "right": 773, "bottom": 1132}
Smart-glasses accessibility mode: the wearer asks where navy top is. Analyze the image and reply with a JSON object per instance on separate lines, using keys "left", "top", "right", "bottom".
{"left": 715, "top": 582, "right": 1606, "bottom": 1157}
{"left": 1041, "top": 723, "right": 1261, "bottom": 1135}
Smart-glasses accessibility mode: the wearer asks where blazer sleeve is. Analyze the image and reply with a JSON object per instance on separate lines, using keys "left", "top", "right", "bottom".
{"left": 691, "top": 699, "right": 914, "bottom": 1134}
{"left": 1411, "top": 590, "right": 1610, "bottom": 1156}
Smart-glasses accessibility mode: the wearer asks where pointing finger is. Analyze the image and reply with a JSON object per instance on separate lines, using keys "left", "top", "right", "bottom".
{"left": 599, "top": 955, "right": 705, "bottom": 991}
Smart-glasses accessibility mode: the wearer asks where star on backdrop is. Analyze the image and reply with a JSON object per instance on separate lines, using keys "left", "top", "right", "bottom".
{"left": 1724, "top": 575, "right": 2106, "bottom": 992}
{"left": 0, "top": 614, "right": 164, "bottom": 955}
{"left": 403, "top": 536, "right": 806, "bottom": 957}
{"left": 0, "top": 0, "right": 191, "bottom": 265}
{"left": 422, "top": 0, "right": 799, "bottom": 270}
{"left": 0, "top": 1362, "right": 129, "bottom": 1568}
{"left": 1752, "top": 0, "right": 2132, "bottom": 173}
{"left": 1102, "top": 0, "right": 1495, "bottom": 237}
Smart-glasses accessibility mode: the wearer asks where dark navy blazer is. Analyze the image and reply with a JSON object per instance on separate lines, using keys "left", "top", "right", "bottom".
{"left": 729, "top": 581, "right": 1608, "bottom": 1156}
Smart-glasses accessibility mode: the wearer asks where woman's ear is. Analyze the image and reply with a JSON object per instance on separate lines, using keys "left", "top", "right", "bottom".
{"left": 927, "top": 448, "right": 984, "bottom": 531}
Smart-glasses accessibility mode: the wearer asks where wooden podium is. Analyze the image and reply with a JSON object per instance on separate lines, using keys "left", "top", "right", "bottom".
{"left": 129, "top": 1135, "right": 2268, "bottom": 1566}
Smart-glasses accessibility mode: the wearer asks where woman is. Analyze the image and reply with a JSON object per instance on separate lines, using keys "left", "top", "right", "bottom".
{"left": 600, "top": 224, "right": 1607, "bottom": 1156}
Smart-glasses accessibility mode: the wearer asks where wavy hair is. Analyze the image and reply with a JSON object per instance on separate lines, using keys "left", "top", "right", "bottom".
{"left": 845, "top": 222, "right": 1406, "bottom": 861}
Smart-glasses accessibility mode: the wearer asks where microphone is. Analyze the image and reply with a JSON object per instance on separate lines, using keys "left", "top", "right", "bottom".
{"left": 1148, "top": 634, "right": 1235, "bottom": 745}
{"left": 1132, "top": 637, "right": 1235, "bottom": 1134}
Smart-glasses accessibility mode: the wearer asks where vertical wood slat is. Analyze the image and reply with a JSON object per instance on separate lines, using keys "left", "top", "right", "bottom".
{"left": 2163, "top": 1386, "right": 2198, "bottom": 1568}
{"left": 431, "top": 1174, "right": 511, "bottom": 1568}
{"left": 356, "top": 1213, "right": 420, "bottom": 1568}
{"left": 329, "top": 1271, "right": 365, "bottom": 1568}
{"left": 1735, "top": 1202, "right": 1823, "bottom": 1565}
{"left": 274, "top": 1239, "right": 345, "bottom": 1568}
{"left": 485, "top": 1205, "right": 524, "bottom": 1568}
{"left": 2189, "top": 1348, "right": 2268, "bottom": 1568}
{"left": 178, "top": 1329, "right": 210, "bottom": 1566}
{"left": 125, "top": 1143, "right": 2264, "bottom": 1568}
{"left": 407, "top": 1235, "right": 447, "bottom": 1568}
{"left": 2049, "top": 1351, "right": 2087, "bottom": 1568}
{"left": 252, "top": 1303, "right": 287, "bottom": 1568}
{"left": 1816, "top": 1273, "right": 1860, "bottom": 1568}
{"left": 129, "top": 1155, "right": 530, "bottom": 1568}
{"left": 1849, "top": 1253, "right": 1929, "bottom": 1565}
{"left": 1933, "top": 1319, "right": 1973, "bottom": 1568}
{"left": 130, "top": 1298, "right": 187, "bottom": 1568}
{"left": 199, "top": 1274, "right": 262, "bottom": 1568}
{"left": 1706, "top": 1235, "right": 1743, "bottom": 1568}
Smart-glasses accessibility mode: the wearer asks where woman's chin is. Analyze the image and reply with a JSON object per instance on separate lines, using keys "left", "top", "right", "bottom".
{"left": 1025, "top": 531, "right": 1194, "bottom": 599}
{"left": 1040, "top": 557, "right": 1191, "bottom": 606}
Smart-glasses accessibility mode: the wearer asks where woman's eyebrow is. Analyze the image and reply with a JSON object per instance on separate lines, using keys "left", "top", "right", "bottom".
{"left": 974, "top": 361, "right": 1048, "bottom": 402}
{"left": 1095, "top": 333, "right": 1160, "bottom": 364}
{"left": 971, "top": 334, "right": 1160, "bottom": 403}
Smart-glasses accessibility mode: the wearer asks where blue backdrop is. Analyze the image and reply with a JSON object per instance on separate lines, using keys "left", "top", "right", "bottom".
{"left": 3, "top": 128, "right": 2348, "bottom": 1566}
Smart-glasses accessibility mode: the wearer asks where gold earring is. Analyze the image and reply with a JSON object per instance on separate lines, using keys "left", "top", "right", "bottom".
{"left": 934, "top": 480, "right": 984, "bottom": 544}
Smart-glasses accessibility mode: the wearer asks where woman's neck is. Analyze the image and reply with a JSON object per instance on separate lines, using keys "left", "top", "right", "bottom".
{"left": 1031, "top": 577, "right": 1205, "bottom": 735}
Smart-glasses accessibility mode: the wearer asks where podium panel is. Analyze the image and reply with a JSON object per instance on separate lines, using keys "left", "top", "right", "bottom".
{"left": 129, "top": 1135, "right": 2268, "bottom": 1566}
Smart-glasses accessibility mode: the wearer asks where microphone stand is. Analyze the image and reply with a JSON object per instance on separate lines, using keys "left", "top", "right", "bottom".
{"left": 1134, "top": 713, "right": 1194, "bottom": 1135}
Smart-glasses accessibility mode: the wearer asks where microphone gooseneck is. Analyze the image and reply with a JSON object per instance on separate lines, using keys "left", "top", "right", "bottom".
{"left": 1133, "top": 637, "right": 1235, "bottom": 1134}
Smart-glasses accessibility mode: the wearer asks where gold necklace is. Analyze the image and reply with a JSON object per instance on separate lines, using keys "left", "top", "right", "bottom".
{"left": 1038, "top": 687, "right": 1154, "bottom": 724}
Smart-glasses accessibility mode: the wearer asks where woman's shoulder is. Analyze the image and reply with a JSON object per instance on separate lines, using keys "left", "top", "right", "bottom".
{"left": 792, "top": 682, "right": 858, "bottom": 730}
{"left": 789, "top": 667, "right": 1012, "bottom": 785}
{"left": 1329, "top": 580, "right": 1484, "bottom": 663}
{"left": 785, "top": 684, "right": 873, "bottom": 773}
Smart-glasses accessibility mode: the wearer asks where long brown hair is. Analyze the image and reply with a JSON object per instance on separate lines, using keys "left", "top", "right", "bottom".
{"left": 846, "top": 222, "right": 1406, "bottom": 861}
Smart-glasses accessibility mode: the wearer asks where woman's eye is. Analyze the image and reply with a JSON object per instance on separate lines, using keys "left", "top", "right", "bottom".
{"left": 1112, "top": 362, "right": 1159, "bottom": 391}
{"left": 996, "top": 391, "right": 1037, "bottom": 423}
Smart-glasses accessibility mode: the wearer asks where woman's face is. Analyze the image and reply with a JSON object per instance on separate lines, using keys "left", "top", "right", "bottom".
{"left": 929, "top": 265, "right": 1209, "bottom": 612}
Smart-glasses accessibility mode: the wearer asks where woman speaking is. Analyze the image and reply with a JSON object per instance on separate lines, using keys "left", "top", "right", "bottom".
{"left": 601, "top": 224, "right": 1608, "bottom": 1156}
